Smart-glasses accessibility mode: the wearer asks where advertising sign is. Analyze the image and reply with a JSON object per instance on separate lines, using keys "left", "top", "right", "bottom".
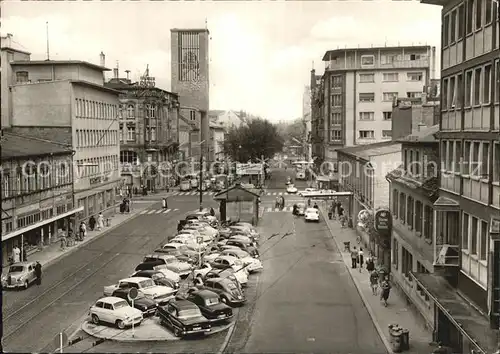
{"left": 374, "top": 209, "right": 392, "bottom": 237}
{"left": 236, "top": 163, "right": 263, "bottom": 175}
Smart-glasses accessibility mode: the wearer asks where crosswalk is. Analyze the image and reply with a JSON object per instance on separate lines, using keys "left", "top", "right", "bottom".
{"left": 170, "top": 191, "right": 301, "bottom": 197}
{"left": 138, "top": 208, "right": 180, "bottom": 215}
{"left": 261, "top": 206, "right": 295, "bottom": 213}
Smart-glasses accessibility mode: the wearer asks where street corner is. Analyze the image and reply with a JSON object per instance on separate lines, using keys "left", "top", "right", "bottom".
{"left": 81, "top": 315, "right": 234, "bottom": 342}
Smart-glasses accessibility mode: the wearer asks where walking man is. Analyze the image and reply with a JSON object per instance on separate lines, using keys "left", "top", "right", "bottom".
{"left": 370, "top": 270, "right": 379, "bottom": 295}
{"left": 358, "top": 248, "right": 364, "bottom": 272}
{"left": 351, "top": 246, "right": 358, "bottom": 269}
{"left": 35, "top": 261, "right": 42, "bottom": 286}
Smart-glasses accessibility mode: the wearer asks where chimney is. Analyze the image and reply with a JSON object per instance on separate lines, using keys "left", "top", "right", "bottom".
{"left": 431, "top": 46, "right": 436, "bottom": 80}
{"left": 113, "top": 68, "right": 118, "bottom": 79}
{"left": 125, "top": 70, "right": 130, "bottom": 80}
{"left": 99, "top": 51, "right": 105, "bottom": 67}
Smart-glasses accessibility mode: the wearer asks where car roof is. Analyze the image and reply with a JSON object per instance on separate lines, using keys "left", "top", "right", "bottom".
{"left": 305, "top": 208, "right": 318, "bottom": 212}
{"left": 134, "top": 270, "right": 158, "bottom": 275}
{"left": 121, "top": 277, "right": 150, "bottom": 282}
{"left": 222, "top": 248, "right": 247, "bottom": 255}
{"left": 10, "top": 261, "right": 33, "bottom": 266}
{"left": 192, "top": 289, "right": 219, "bottom": 298}
{"left": 99, "top": 296, "right": 128, "bottom": 304}
{"left": 172, "top": 299, "right": 199, "bottom": 310}
{"left": 216, "top": 255, "right": 237, "bottom": 261}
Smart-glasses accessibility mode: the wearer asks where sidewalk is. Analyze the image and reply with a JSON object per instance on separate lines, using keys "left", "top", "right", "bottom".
{"left": 318, "top": 205, "right": 432, "bottom": 354}
{"left": 5, "top": 201, "right": 156, "bottom": 273}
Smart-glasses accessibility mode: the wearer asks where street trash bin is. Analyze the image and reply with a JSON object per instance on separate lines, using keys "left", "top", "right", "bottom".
{"left": 389, "top": 328, "right": 403, "bottom": 353}
{"left": 400, "top": 329, "right": 409, "bottom": 350}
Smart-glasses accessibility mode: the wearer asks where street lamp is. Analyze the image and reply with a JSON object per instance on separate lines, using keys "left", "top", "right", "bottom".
{"left": 197, "top": 140, "right": 206, "bottom": 212}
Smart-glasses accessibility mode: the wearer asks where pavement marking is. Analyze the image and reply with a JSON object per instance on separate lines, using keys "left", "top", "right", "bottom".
{"left": 163, "top": 209, "right": 171, "bottom": 214}
{"left": 147, "top": 210, "right": 157, "bottom": 214}
{"left": 139, "top": 210, "right": 148, "bottom": 215}
{"left": 154, "top": 210, "right": 163, "bottom": 214}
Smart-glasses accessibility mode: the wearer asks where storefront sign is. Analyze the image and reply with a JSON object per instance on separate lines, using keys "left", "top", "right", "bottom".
{"left": 374, "top": 209, "right": 392, "bottom": 237}
{"left": 16, "top": 202, "right": 40, "bottom": 215}
{"left": 236, "top": 163, "right": 263, "bottom": 175}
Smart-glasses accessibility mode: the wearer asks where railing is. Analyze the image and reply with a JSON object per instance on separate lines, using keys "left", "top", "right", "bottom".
{"left": 121, "top": 164, "right": 141, "bottom": 173}
{"left": 434, "top": 244, "right": 460, "bottom": 266}
{"left": 326, "top": 58, "right": 430, "bottom": 71}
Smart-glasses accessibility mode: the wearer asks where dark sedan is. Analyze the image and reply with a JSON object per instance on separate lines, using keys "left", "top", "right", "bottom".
{"left": 157, "top": 299, "right": 211, "bottom": 337}
{"left": 131, "top": 270, "right": 179, "bottom": 289}
{"left": 185, "top": 289, "right": 233, "bottom": 323}
{"left": 202, "top": 277, "right": 245, "bottom": 307}
{"left": 111, "top": 288, "right": 157, "bottom": 316}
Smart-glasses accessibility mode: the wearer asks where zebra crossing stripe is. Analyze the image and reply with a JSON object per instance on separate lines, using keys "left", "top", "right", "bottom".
{"left": 139, "top": 210, "right": 148, "bottom": 214}
{"left": 163, "top": 209, "right": 171, "bottom": 214}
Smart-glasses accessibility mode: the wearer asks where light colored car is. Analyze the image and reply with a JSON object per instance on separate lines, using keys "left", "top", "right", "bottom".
{"left": 103, "top": 277, "right": 176, "bottom": 304}
{"left": 220, "top": 249, "right": 263, "bottom": 272}
{"left": 229, "top": 225, "right": 259, "bottom": 239}
{"left": 184, "top": 225, "right": 218, "bottom": 238}
{"left": 193, "top": 263, "right": 213, "bottom": 279}
{"left": 286, "top": 184, "right": 298, "bottom": 194}
{"left": 203, "top": 253, "right": 220, "bottom": 263}
{"left": 296, "top": 203, "right": 306, "bottom": 216}
{"left": 143, "top": 255, "right": 193, "bottom": 277}
{"left": 162, "top": 243, "right": 189, "bottom": 253}
{"left": 190, "top": 178, "right": 199, "bottom": 189}
{"left": 152, "top": 265, "right": 181, "bottom": 283}
{"left": 180, "top": 180, "right": 191, "bottom": 191}
{"left": 176, "top": 229, "right": 201, "bottom": 239}
{"left": 212, "top": 256, "right": 248, "bottom": 286}
{"left": 304, "top": 208, "right": 320, "bottom": 222}
{"left": 1, "top": 262, "right": 37, "bottom": 289}
{"left": 89, "top": 296, "right": 143, "bottom": 329}
{"left": 299, "top": 187, "right": 318, "bottom": 196}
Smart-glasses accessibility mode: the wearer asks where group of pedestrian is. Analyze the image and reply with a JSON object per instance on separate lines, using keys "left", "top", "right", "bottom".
{"left": 275, "top": 196, "right": 285, "bottom": 210}
{"left": 10, "top": 244, "right": 28, "bottom": 264}
{"left": 350, "top": 246, "right": 365, "bottom": 271}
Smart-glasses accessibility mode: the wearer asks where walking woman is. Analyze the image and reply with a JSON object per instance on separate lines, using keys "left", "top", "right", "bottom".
{"left": 357, "top": 248, "right": 364, "bottom": 272}
{"left": 380, "top": 277, "right": 391, "bottom": 306}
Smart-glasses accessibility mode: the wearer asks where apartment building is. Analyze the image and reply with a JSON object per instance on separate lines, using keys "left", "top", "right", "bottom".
{"left": 412, "top": 0, "right": 500, "bottom": 352}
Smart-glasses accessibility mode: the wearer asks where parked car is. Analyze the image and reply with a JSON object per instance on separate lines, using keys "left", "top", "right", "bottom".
{"left": 193, "top": 263, "right": 213, "bottom": 279}
{"left": 204, "top": 269, "right": 241, "bottom": 290}
{"left": 224, "top": 239, "right": 259, "bottom": 258}
{"left": 210, "top": 256, "right": 248, "bottom": 286}
{"left": 220, "top": 248, "right": 263, "bottom": 272}
{"left": 130, "top": 270, "right": 179, "bottom": 289}
{"left": 286, "top": 184, "right": 298, "bottom": 194}
{"left": 103, "top": 277, "right": 176, "bottom": 304}
{"left": 304, "top": 208, "right": 320, "bottom": 222}
{"left": 143, "top": 255, "right": 192, "bottom": 278}
{"left": 185, "top": 289, "right": 233, "bottom": 322}
{"left": 296, "top": 203, "right": 306, "bottom": 216}
{"left": 111, "top": 288, "right": 157, "bottom": 316}
{"left": 89, "top": 297, "right": 143, "bottom": 329}
{"left": 1, "top": 262, "right": 37, "bottom": 289}
{"left": 202, "top": 277, "right": 246, "bottom": 306}
{"left": 180, "top": 180, "right": 191, "bottom": 191}
{"left": 157, "top": 299, "right": 211, "bottom": 337}
{"left": 134, "top": 262, "right": 181, "bottom": 283}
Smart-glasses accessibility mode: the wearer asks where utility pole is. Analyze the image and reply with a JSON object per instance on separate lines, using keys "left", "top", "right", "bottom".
{"left": 199, "top": 141, "right": 203, "bottom": 212}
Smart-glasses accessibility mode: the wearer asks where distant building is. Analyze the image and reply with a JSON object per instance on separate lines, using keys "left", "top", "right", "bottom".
{"left": 1, "top": 132, "right": 78, "bottom": 267}
{"left": 391, "top": 97, "right": 440, "bottom": 141}
{"left": 302, "top": 85, "right": 312, "bottom": 162}
{"left": 209, "top": 122, "right": 225, "bottom": 164}
{"left": 208, "top": 110, "right": 245, "bottom": 131}
{"left": 105, "top": 65, "right": 180, "bottom": 193}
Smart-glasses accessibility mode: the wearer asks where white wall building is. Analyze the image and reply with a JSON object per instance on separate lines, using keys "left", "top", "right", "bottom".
{"left": 302, "top": 85, "right": 312, "bottom": 161}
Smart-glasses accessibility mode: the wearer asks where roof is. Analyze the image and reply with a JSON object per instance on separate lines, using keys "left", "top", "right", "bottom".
{"left": 337, "top": 141, "right": 401, "bottom": 161}
{"left": 209, "top": 124, "right": 225, "bottom": 130}
{"left": 322, "top": 45, "right": 431, "bottom": 61}
{"left": 397, "top": 124, "right": 439, "bottom": 143}
{"left": 0, "top": 46, "right": 31, "bottom": 55}
{"left": 213, "top": 183, "right": 261, "bottom": 201}
{"left": 170, "top": 28, "right": 209, "bottom": 34}
{"left": 100, "top": 296, "right": 128, "bottom": 304}
{"left": 105, "top": 81, "right": 178, "bottom": 96}
{"left": 11, "top": 60, "right": 110, "bottom": 71}
{"left": 1, "top": 131, "right": 72, "bottom": 160}
{"left": 173, "top": 299, "right": 199, "bottom": 309}
{"left": 208, "top": 110, "right": 225, "bottom": 117}
{"left": 193, "top": 289, "right": 219, "bottom": 298}
{"left": 121, "top": 277, "right": 149, "bottom": 282}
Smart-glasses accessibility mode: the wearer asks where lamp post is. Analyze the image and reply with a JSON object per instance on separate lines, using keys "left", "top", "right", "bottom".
{"left": 198, "top": 140, "right": 206, "bottom": 212}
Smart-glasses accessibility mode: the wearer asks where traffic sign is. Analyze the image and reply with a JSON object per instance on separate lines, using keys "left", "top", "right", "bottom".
{"left": 197, "top": 236, "right": 203, "bottom": 244}
{"left": 128, "top": 287, "right": 138, "bottom": 301}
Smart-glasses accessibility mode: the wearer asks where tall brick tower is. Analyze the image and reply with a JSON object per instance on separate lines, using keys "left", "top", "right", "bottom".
{"left": 170, "top": 28, "right": 210, "bottom": 162}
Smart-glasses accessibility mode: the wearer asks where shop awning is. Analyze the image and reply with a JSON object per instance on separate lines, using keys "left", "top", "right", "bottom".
{"left": 2, "top": 206, "right": 84, "bottom": 242}
{"left": 411, "top": 272, "right": 498, "bottom": 354}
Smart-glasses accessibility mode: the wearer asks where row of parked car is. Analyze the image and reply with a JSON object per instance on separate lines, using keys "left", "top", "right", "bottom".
{"left": 89, "top": 209, "right": 264, "bottom": 337}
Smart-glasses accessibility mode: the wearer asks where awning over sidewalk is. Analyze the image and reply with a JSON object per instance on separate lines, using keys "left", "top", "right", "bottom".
{"left": 411, "top": 272, "right": 498, "bottom": 354}
{"left": 2, "top": 206, "right": 84, "bottom": 242}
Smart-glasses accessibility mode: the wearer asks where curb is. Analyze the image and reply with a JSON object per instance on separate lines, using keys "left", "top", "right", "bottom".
{"left": 318, "top": 207, "right": 393, "bottom": 354}
{"left": 42, "top": 202, "right": 155, "bottom": 269}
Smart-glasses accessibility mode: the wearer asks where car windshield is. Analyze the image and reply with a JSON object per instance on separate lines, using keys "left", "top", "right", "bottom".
{"left": 178, "top": 308, "right": 201, "bottom": 319}
{"left": 114, "top": 300, "right": 129, "bottom": 309}
{"left": 139, "top": 279, "right": 155, "bottom": 288}
{"left": 9, "top": 265, "right": 24, "bottom": 272}
{"left": 205, "top": 297, "right": 219, "bottom": 305}
{"left": 163, "top": 245, "right": 177, "bottom": 250}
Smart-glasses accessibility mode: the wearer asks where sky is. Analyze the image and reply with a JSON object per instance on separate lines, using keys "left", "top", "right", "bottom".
{"left": 2, "top": 1, "right": 442, "bottom": 122}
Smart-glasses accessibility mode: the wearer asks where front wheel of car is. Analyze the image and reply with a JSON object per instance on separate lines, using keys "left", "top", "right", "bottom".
{"left": 24, "top": 280, "right": 29, "bottom": 289}
{"left": 173, "top": 327, "right": 182, "bottom": 337}
{"left": 116, "top": 320, "right": 125, "bottom": 329}
{"left": 91, "top": 314, "right": 100, "bottom": 325}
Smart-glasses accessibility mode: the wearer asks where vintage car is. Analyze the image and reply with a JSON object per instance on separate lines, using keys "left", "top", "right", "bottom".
{"left": 1, "top": 262, "right": 37, "bottom": 289}
{"left": 202, "top": 252, "right": 220, "bottom": 263}
{"left": 193, "top": 263, "right": 213, "bottom": 279}
{"left": 304, "top": 208, "right": 320, "bottom": 222}
{"left": 103, "top": 277, "right": 176, "bottom": 304}
{"left": 89, "top": 296, "right": 143, "bottom": 329}
{"left": 204, "top": 268, "right": 241, "bottom": 289}
{"left": 134, "top": 262, "right": 181, "bottom": 283}
{"left": 296, "top": 203, "right": 306, "bottom": 216}
{"left": 210, "top": 256, "right": 248, "bottom": 286}
{"left": 130, "top": 270, "right": 179, "bottom": 289}
{"left": 185, "top": 289, "right": 233, "bottom": 322}
{"left": 224, "top": 239, "right": 259, "bottom": 258}
{"left": 179, "top": 180, "right": 191, "bottom": 191}
{"left": 202, "top": 277, "right": 246, "bottom": 307}
{"left": 161, "top": 243, "right": 189, "bottom": 253}
{"left": 286, "top": 184, "right": 298, "bottom": 194}
{"left": 143, "top": 255, "right": 192, "bottom": 278}
{"left": 228, "top": 235, "right": 258, "bottom": 247}
{"left": 111, "top": 288, "right": 158, "bottom": 316}
{"left": 229, "top": 224, "right": 259, "bottom": 238}
{"left": 219, "top": 248, "right": 263, "bottom": 273}
{"left": 157, "top": 299, "right": 211, "bottom": 337}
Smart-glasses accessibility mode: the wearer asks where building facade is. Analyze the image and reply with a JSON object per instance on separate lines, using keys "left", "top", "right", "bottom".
{"left": 209, "top": 122, "right": 225, "bottom": 164}
{"left": 6, "top": 57, "right": 121, "bottom": 223}
{"left": 302, "top": 85, "right": 313, "bottom": 162}
{"left": 411, "top": 0, "right": 500, "bottom": 352}
{"left": 386, "top": 125, "right": 440, "bottom": 331}
{"left": 1, "top": 132, "right": 79, "bottom": 267}
{"left": 106, "top": 68, "right": 180, "bottom": 193}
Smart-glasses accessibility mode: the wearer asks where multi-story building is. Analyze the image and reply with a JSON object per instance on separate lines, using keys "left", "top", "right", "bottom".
{"left": 386, "top": 124, "right": 440, "bottom": 331}
{"left": 302, "top": 85, "right": 312, "bottom": 162}
{"left": 310, "top": 71, "right": 324, "bottom": 164}
{"left": 105, "top": 66, "right": 180, "bottom": 193}
{"left": 1, "top": 132, "right": 78, "bottom": 267}
{"left": 209, "top": 122, "right": 225, "bottom": 164}
{"left": 410, "top": 0, "right": 499, "bottom": 352}
{"left": 314, "top": 45, "right": 435, "bottom": 163}
{"left": 391, "top": 97, "right": 440, "bottom": 141}
{"left": 170, "top": 28, "right": 210, "bottom": 163}
{"left": 3, "top": 50, "right": 121, "bottom": 223}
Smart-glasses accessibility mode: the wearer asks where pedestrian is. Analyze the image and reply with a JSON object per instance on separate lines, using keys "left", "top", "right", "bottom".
{"left": 34, "top": 261, "right": 42, "bottom": 285}
{"left": 358, "top": 248, "right": 364, "bottom": 272}
{"left": 350, "top": 246, "right": 358, "bottom": 269}
{"left": 12, "top": 245, "right": 21, "bottom": 264}
{"left": 380, "top": 277, "right": 391, "bottom": 306}
{"left": 88, "top": 215, "right": 96, "bottom": 231}
{"left": 162, "top": 197, "right": 167, "bottom": 209}
{"left": 97, "top": 213, "right": 104, "bottom": 231}
{"left": 79, "top": 221, "right": 86, "bottom": 241}
{"left": 365, "top": 253, "right": 375, "bottom": 272}
{"left": 369, "top": 270, "right": 379, "bottom": 295}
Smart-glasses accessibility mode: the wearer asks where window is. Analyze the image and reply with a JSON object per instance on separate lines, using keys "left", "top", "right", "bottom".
{"left": 465, "top": 70, "right": 473, "bottom": 107}
{"left": 456, "top": 74, "right": 463, "bottom": 107}
{"left": 496, "top": 60, "right": 500, "bottom": 103}
{"left": 471, "top": 216, "right": 478, "bottom": 254}
{"left": 407, "top": 92, "right": 422, "bottom": 99}
{"left": 463, "top": 141, "right": 471, "bottom": 174}
{"left": 472, "top": 141, "right": 481, "bottom": 176}
{"left": 119, "top": 124, "right": 124, "bottom": 142}
{"left": 463, "top": 212, "right": 470, "bottom": 250}
{"left": 332, "top": 94, "right": 342, "bottom": 107}
{"left": 15, "top": 71, "right": 29, "bottom": 83}
{"left": 358, "top": 130, "right": 374, "bottom": 139}
{"left": 360, "top": 55, "right": 374, "bottom": 66}
{"left": 415, "top": 201, "right": 423, "bottom": 233}
{"left": 449, "top": 76, "right": 456, "bottom": 108}
{"left": 407, "top": 72, "right": 423, "bottom": 81}
{"left": 359, "top": 93, "right": 375, "bottom": 102}
{"left": 454, "top": 141, "right": 462, "bottom": 172}
{"left": 423, "top": 206, "right": 433, "bottom": 240}
{"left": 480, "top": 142, "right": 489, "bottom": 177}
{"left": 330, "top": 130, "right": 342, "bottom": 141}
{"left": 399, "top": 193, "right": 406, "bottom": 224}
{"left": 359, "top": 112, "right": 374, "bottom": 121}
{"left": 127, "top": 126, "right": 136, "bottom": 141}
{"left": 409, "top": 54, "right": 421, "bottom": 61}
{"left": 383, "top": 112, "right": 392, "bottom": 120}
{"left": 443, "top": 14, "right": 450, "bottom": 46}
{"left": 458, "top": 5, "right": 465, "bottom": 39}
{"left": 382, "top": 130, "right": 392, "bottom": 138}
{"left": 474, "top": 67, "right": 482, "bottom": 105}
{"left": 383, "top": 73, "right": 399, "bottom": 82}
{"left": 147, "top": 104, "right": 156, "bottom": 118}
{"left": 467, "top": 0, "right": 474, "bottom": 34}
{"left": 442, "top": 78, "right": 449, "bottom": 108}
{"left": 127, "top": 105, "right": 134, "bottom": 118}
{"left": 331, "top": 75, "right": 342, "bottom": 87}
{"left": 359, "top": 73, "right": 374, "bottom": 83}
{"left": 393, "top": 238, "right": 399, "bottom": 269}
{"left": 483, "top": 65, "right": 491, "bottom": 104}
{"left": 383, "top": 92, "right": 398, "bottom": 102}
{"left": 476, "top": 0, "right": 482, "bottom": 30}
{"left": 392, "top": 189, "right": 399, "bottom": 218}
{"left": 480, "top": 220, "right": 488, "bottom": 260}
{"left": 450, "top": 10, "right": 457, "bottom": 43}
{"left": 3, "top": 173, "right": 10, "bottom": 198}
{"left": 407, "top": 196, "right": 414, "bottom": 229}
{"left": 494, "top": 143, "right": 500, "bottom": 183}
{"left": 150, "top": 127, "right": 157, "bottom": 141}
{"left": 190, "top": 111, "right": 196, "bottom": 121}
{"left": 331, "top": 113, "right": 342, "bottom": 125}
{"left": 402, "top": 247, "right": 413, "bottom": 277}
{"left": 486, "top": 0, "right": 492, "bottom": 24}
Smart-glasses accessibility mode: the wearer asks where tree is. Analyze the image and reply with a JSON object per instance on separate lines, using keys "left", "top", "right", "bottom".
{"left": 223, "top": 118, "right": 284, "bottom": 162}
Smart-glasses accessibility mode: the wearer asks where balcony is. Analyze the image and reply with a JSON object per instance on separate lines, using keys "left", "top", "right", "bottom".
{"left": 326, "top": 58, "right": 430, "bottom": 71}
{"left": 121, "top": 163, "right": 141, "bottom": 175}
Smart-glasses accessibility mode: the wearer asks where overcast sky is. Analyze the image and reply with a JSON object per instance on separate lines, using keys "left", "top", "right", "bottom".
{"left": 2, "top": 1, "right": 441, "bottom": 122}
